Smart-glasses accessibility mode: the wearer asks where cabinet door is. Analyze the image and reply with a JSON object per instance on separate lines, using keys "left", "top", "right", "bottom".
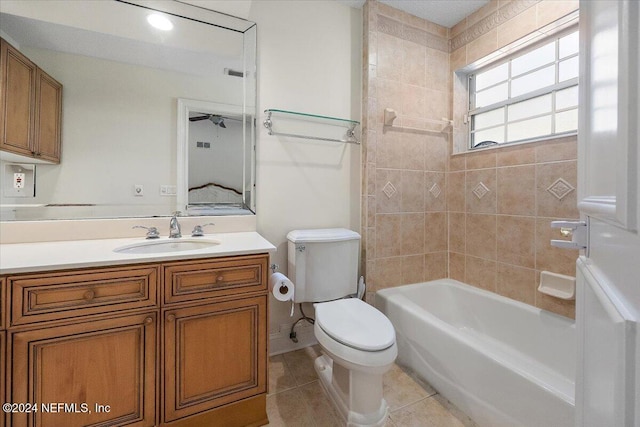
{"left": 9, "top": 312, "right": 157, "bottom": 427}
{"left": 0, "top": 39, "right": 36, "bottom": 157}
{"left": 34, "top": 69, "right": 62, "bottom": 163}
{"left": 163, "top": 296, "right": 267, "bottom": 423}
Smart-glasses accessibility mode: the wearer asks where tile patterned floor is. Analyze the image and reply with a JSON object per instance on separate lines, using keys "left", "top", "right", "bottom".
{"left": 266, "top": 345, "right": 477, "bottom": 427}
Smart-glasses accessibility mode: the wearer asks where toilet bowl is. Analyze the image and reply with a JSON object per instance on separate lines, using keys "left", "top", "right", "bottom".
{"left": 313, "top": 298, "right": 397, "bottom": 427}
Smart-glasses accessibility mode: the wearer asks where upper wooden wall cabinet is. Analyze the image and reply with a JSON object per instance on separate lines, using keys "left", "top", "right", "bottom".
{"left": 0, "top": 38, "right": 62, "bottom": 164}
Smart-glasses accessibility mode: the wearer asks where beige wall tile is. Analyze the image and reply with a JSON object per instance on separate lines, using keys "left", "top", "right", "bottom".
{"left": 402, "top": 170, "right": 426, "bottom": 212}
{"left": 497, "top": 6, "right": 537, "bottom": 49}
{"left": 377, "top": 79, "right": 403, "bottom": 124}
{"left": 424, "top": 212, "right": 448, "bottom": 253}
{"left": 375, "top": 257, "right": 404, "bottom": 290}
{"left": 376, "top": 214, "right": 403, "bottom": 257}
{"left": 496, "top": 144, "right": 535, "bottom": 166}
{"left": 377, "top": 3, "right": 404, "bottom": 22}
{"left": 497, "top": 215, "right": 535, "bottom": 268}
{"left": 402, "top": 254, "right": 425, "bottom": 284}
{"left": 451, "top": 18, "right": 467, "bottom": 38}
{"left": 535, "top": 291, "right": 576, "bottom": 319}
{"left": 402, "top": 84, "right": 427, "bottom": 119}
{"left": 365, "top": 226, "right": 376, "bottom": 260}
{"left": 425, "top": 172, "right": 447, "bottom": 212}
{"left": 465, "top": 256, "right": 497, "bottom": 291}
{"left": 467, "top": 28, "right": 498, "bottom": 65}
{"left": 535, "top": 136, "right": 578, "bottom": 163}
{"left": 402, "top": 213, "right": 426, "bottom": 255}
{"left": 367, "top": 64, "right": 378, "bottom": 100}
{"left": 449, "top": 155, "right": 466, "bottom": 172}
{"left": 425, "top": 252, "right": 448, "bottom": 281}
{"left": 449, "top": 252, "right": 465, "bottom": 281}
{"left": 376, "top": 168, "right": 402, "bottom": 213}
{"left": 496, "top": 263, "right": 536, "bottom": 305}
{"left": 497, "top": 165, "right": 536, "bottom": 215}
{"left": 535, "top": 217, "right": 578, "bottom": 277}
{"left": 536, "top": 161, "right": 579, "bottom": 218}
{"left": 401, "top": 133, "right": 426, "bottom": 170}
{"left": 377, "top": 32, "right": 403, "bottom": 81}
{"left": 366, "top": 162, "right": 376, "bottom": 195}
{"left": 426, "top": 48, "right": 450, "bottom": 91}
{"left": 448, "top": 171, "right": 466, "bottom": 212}
{"left": 424, "top": 135, "right": 448, "bottom": 171}
{"left": 424, "top": 88, "right": 450, "bottom": 121}
{"left": 368, "top": 31, "right": 378, "bottom": 66}
{"left": 366, "top": 130, "right": 377, "bottom": 164}
{"left": 466, "top": 213, "right": 497, "bottom": 260}
{"left": 466, "top": 150, "right": 497, "bottom": 170}
{"left": 377, "top": 126, "right": 403, "bottom": 168}
{"left": 466, "top": 168, "right": 497, "bottom": 214}
{"left": 536, "top": 0, "right": 579, "bottom": 29}
{"left": 449, "top": 212, "right": 466, "bottom": 253}
{"left": 450, "top": 46, "right": 467, "bottom": 73}
{"left": 402, "top": 40, "right": 427, "bottom": 87}
{"left": 367, "top": 195, "right": 376, "bottom": 228}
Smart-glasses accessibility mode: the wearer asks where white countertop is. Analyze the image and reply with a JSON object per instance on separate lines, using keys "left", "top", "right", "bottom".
{"left": 0, "top": 232, "right": 276, "bottom": 275}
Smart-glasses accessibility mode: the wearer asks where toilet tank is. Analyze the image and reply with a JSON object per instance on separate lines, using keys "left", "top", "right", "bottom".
{"left": 287, "top": 228, "right": 360, "bottom": 303}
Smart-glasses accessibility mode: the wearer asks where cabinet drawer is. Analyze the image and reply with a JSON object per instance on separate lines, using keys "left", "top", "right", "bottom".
{"left": 10, "top": 265, "right": 159, "bottom": 326}
{"left": 164, "top": 254, "right": 268, "bottom": 304}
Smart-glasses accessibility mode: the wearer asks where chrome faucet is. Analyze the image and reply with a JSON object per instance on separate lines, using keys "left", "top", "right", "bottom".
{"left": 169, "top": 211, "right": 182, "bottom": 238}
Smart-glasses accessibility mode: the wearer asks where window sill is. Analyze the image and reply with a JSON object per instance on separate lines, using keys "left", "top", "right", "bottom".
{"left": 451, "top": 132, "right": 578, "bottom": 157}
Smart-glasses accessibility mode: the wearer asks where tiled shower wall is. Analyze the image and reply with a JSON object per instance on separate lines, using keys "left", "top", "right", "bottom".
{"left": 362, "top": 0, "right": 580, "bottom": 318}
{"left": 361, "top": 1, "right": 451, "bottom": 298}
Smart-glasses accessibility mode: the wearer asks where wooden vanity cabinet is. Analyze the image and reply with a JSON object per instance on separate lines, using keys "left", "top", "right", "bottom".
{"left": 2, "top": 253, "right": 270, "bottom": 427}
{"left": 0, "top": 38, "right": 62, "bottom": 163}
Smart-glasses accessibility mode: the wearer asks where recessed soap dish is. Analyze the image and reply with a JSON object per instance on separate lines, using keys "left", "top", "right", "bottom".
{"left": 538, "top": 271, "right": 576, "bottom": 300}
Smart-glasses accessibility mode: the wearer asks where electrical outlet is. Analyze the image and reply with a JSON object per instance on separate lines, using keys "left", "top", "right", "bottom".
{"left": 134, "top": 184, "right": 144, "bottom": 196}
{"left": 13, "top": 173, "right": 25, "bottom": 189}
{"left": 160, "top": 185, "right": 176, "bottom": 196}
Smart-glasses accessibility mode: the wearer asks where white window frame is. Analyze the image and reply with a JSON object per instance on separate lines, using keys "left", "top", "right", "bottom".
{"left": 467, "top": 27, "right": 579, "bottom": 149}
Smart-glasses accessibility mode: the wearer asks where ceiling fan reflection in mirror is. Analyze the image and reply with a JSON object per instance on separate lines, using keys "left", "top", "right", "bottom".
{"left": 188, "top": 114, "right": 240, "bottom": 128}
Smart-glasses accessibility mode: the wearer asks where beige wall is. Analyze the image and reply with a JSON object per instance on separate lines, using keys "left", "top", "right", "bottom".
{"left": 362, "top": 0, "right": 579, "bottom": 318}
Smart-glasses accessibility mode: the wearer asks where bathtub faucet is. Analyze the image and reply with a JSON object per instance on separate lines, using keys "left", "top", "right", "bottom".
{"left": 169, "top": 211, "right": 182, "bottom": 238}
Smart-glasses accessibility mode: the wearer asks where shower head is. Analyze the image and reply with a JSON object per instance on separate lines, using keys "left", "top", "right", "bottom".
{"left": 189, "top": 114, "right": 236, "bottom": 128}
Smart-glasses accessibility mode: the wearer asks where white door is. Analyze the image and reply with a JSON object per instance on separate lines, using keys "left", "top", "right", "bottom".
{"left": 576, "top": 1, "right": 640, "bottom": 426}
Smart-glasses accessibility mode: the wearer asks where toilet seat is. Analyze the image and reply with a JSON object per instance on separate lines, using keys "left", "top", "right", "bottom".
{"left": 315, "top": 298, "right": 395, "bottom": 351}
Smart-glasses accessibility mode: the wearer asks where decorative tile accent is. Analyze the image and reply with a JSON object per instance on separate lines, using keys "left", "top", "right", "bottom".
{"left": 472, "top": 182, "right": 490, "bottom": 199}
{"left": 429, "top": 183, "right": 442, "bottom": 198}
{"left": 377, "top": 14, "right": 449, "bottom": 52}
{"left": 449, "top": 0, "right": 540, "bottom": 51}
{"left": 382, "top": 181, "right": 397, "bottom": 198}
{"left": 546, "top": 178, "right": 575, "bottom": 200}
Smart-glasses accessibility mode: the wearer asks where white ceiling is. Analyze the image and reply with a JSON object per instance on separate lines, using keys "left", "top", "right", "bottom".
{"left": 338, "top": 0, "right": 490, "bottom": 28}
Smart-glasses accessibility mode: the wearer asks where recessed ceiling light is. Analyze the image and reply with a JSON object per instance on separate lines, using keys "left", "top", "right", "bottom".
{"left": 147, "top": 14, "right": 173, "bottom": 31}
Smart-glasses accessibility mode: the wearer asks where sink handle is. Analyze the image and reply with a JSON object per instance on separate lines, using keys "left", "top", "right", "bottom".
{"left": 133, "top": 225, "right": 160, "bottom": 239}
{"left": 191, "top": 223, "right": 215, "bottom": 237}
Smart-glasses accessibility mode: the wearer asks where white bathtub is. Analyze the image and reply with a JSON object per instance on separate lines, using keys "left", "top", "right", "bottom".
{"left": 376, "top": 279, "right": 575, "bottom": 427}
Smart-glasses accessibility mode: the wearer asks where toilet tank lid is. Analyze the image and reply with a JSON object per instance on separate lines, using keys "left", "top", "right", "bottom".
{"left": 287, "top": 228, "right": 360, "bottom": 243}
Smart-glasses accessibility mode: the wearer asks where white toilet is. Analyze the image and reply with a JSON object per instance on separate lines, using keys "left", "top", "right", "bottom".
{"left": 287, "top": 228, "right": 397, "bottom": 427}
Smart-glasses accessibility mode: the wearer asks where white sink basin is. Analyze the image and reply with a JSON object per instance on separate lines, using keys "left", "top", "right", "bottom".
{"left": 114, "top": 238, "right": 220, "bottom": 254}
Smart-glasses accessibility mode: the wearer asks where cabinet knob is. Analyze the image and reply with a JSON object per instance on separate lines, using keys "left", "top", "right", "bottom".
{"left": 167, "top": 314, "right": 175, "bottom": 322}
{"left": 144, "top": 316, "right": 153, "bottom": 325}
{"left": 84, "top": 290, "right": 95, "bottom": 300}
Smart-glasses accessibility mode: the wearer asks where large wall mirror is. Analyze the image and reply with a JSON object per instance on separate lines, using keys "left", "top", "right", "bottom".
{"left": 0, "top": 0, "right": 257, "bottom": 220}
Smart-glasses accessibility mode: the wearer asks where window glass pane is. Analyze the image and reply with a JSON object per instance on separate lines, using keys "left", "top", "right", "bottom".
{"left": 559, "top": 56, "right": 579, "bottom": 82}
{"left": 507, "top": 115, "right": 552, "bottom": 141}
{"left": 556, "top": 86, "right": 579, "bottom": 109}
{"left": 511, "top": 42, "right": 555, "bottom": 76}
{"left": 555, "top": 108, "right": 578, "bottom": 132}
{"left": 474, "top": 108, "right": 505, "bottom": 129}
{"left": 475, "top": 82, "right": 508, "bottom": 108}
{"left": 508, "top": 94, "right": 552, "bottom": 122}
{"left": 511, "top": 65, "right": 555, "bottom": 97}
{"left": 559, "top": 31, "right": 579, "bottom": 58}
{"left": 475, "top": 63, "right": 509, "bottom": 91}
{"left": 473, "top": 126, "right": 504, "bottom": 145}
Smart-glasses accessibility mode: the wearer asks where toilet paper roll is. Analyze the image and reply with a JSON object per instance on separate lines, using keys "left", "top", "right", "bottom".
{"left": 269, "top": 272, "right": 295, "bottom": 303}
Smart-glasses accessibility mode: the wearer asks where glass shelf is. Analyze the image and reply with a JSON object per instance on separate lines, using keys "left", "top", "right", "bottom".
{"left": 263, "top": 108, "right": 360, "bottom": 144}
{"left": 264, "top": 109, "right": 360, "bottom": 126}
